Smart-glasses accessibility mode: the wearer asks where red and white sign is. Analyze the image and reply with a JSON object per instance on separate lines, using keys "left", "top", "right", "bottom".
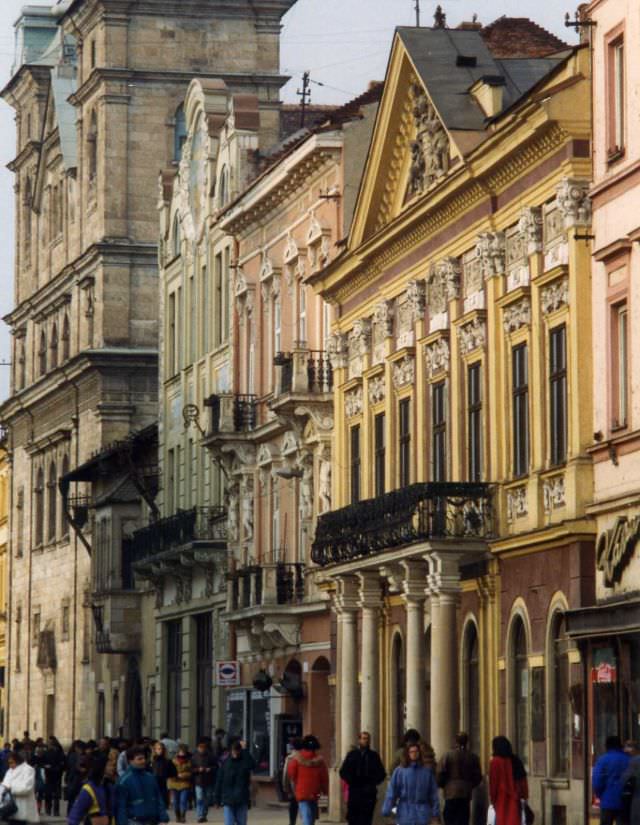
{"left": 592, "top": 663, "right": 617, "bottom": 684}
{"left": 216, "top": 660, "right": 240, "bottom": 687}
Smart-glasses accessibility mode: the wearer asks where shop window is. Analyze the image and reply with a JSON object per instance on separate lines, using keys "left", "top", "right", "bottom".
{"left": 350, "top": 424, "right": 361, "bottom": 504}
{"left": 512, "top": 344, "right": 529, "bottom": 477}
{"left": 463, "top": 622, "right": 480, "bottom": 751}
{"left": 195, "top": 613, "right": 213, "bottom": 740}
{"left": 511, "top": 616, "right": 530, "bottom": 768}
{"left": 165, "top": 619, "right": 182, "bottom": 739}
{"left": 399, "top": 398, "right": 411, "bottom": 488}
{"left": 467, "top": 363, "right": 482, "bottom": 481}
{"left": 551, "top": 613, "right": 570, "bottom": 776}
{"left": 391, "top": 634, "right": 406, "bottom": 747}
{"left": 374, "top": 412, "right": 385, "bottom": 497}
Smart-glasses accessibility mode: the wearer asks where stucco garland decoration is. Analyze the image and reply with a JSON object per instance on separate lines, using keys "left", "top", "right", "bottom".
{"left": 424, "top": 337, "right": 450, "bottom": 377}
{"left": 392, "top": 355, "right": 415, "bottom": 389}
{"left": 506, "top": 486, "right": 528, "bottom": 522}
{"left": 556, "top": 178, "right": 591, "bottom": 229}
{"left": 368, "top": 375, "right": 386, "bottom": 405}
{"left": 476, "top": 232, "right": 506, "bottom": 280}
{"left": 543, "top": 475, "right": 566, "bottom": 513}
{"left": 502, "top": 298, "right": 531, "bottom": 333}
{"left": 345, "top": 386, "right": 363, "bottom": 418}
{"left": 458, "top": 317, "right": 486, "bottom": 354}
{"left": 541, "top": 278, "right": 569, "bottom": 316}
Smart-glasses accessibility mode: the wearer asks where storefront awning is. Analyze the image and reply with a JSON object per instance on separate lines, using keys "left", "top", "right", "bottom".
{"left": 565, "top": 598, "right": 640, "bottom": 640}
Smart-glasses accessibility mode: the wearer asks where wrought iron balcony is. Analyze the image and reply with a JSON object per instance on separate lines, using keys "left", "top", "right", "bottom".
{"left": 311, "top": 482, "right": 494, "bottom": 567}
{"left": 274, "top": 348, "right": 333, "bottom": 397}
{"left": 205, "top": 393, "right": 258, "bottom": 436}
{"left": 131, "top": 506, "right": 227, "bottom": 565}
{"left": 227, "top": 562, "right": 306, "bottom": 611}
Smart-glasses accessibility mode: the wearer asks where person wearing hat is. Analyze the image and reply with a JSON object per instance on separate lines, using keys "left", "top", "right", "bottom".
{"left": 287, "top": 736, "right": 329, "bottom": 825}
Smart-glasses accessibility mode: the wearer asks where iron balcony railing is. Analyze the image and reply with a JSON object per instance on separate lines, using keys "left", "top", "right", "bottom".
{"left": 311, "top": 482, "right": 494, "bottom": 567}
{"left": 131, "top": 506, "right": 227, "bottom": 564}
{"left": 274, "top": 349, "right": 333, "bottom": 395}
{"left": 206, "top": 394, "right": 258, "bottom": 434}
{"left": 228, "top": 562, "right": 306, "bottom": 610}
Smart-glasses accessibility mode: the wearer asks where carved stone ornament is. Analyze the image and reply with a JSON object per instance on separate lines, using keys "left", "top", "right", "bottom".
{"left": 345, "top": 386, "right": 363, "bottom": 418}
{"left": 406, "top": 279, "right": 426, "bottom": 322}
{"left": 556, "top": 178, "right": 591, "bottom": 229}
{"left": 368, "top": 375, "right": 386, "bottom": 405}
{"left": 327, "top": 332, "right": 348, "bottom": 369}
{"left": 541, "top": 278, "right": 569, "bottom": 315}
{"left": 407, "top": 83, "right": 450, "bottom": 197}
{"left": 502, "top": 298, "right": 531, "bottom": 333}
{"left": 458, "top": 317, "right": 486, "bottom": 354}
{"left": 348, "top": 319, "right": 372, "bottom": 356}
{"left": 476, "top": 232, "right": 506, "bottom": 280}
{"left": 425, "top": 337, "right": 450, "bottom": 377}
{"left": 543, "top": 475, "right": 566, "bottom": 513}
{"left": 373, "top": 299, "right": 395, "bottom": 338}
{"left": 506, "top": 486, "right": 528, "bottom": 522}
{"left": 241, "top": 477, "right": 254, "bottom": 541}
{"left": 427, "top": 258, "right": 461, "bottom": 315}
{"left": 392, "top": 355, "right": 415, "bottom": 389}
{"left": 597, "top": 513, "right": 640, "bottom": 587}
{"left": 518, "top": 207, "right": 543, "bottom": 255}
{"left": 175, "top": 109, "right": 210, "bottom": 241}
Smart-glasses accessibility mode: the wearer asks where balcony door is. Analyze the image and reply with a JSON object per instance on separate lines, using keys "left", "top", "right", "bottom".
{"left": 195, "top": 612, "right": 213, "bottom": 739}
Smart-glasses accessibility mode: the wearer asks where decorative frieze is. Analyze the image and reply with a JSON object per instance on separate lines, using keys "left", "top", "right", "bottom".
{"left": 392, "top": 355, "right": 415, "bottom": 389}
{"left": 476, "top": 232, "right": 506, "bottom": 280}
{"left": 556, "top": 177, "right": 591, "bottom": 229}
{"left": 406, "top": 83, "right": 450, "bottom": 197}
{"left": 518, "top": 206, "right": 543, "bottom": 255}
{"left": 368, "top": 375, "right": 386, "bottom": 405}
{"left": 541, "top": 278, "right": 569, "bottom": 315}
{"left": 425, "top": 337, "right": 450, "bottom": 377}
{"left": 506, "top": 486, "right": 528, "bottom": 522}
{"left": 345, "top": 386, "right": 363, "bottom": 418}
{"left": 502, "top": 298, "right": 531, "bottom": 333}
{"left": 458, "top": 317, "right": 486, "bottom": 354}
{"left": 327, "top": 332, "right": 348, "bottom": 369}
{"left": 543, "top": 475, "right": 566, "bottom": 513}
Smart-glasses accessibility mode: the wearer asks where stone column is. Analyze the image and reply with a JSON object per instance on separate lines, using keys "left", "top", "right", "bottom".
{"left": 359, "top": 572, "right": 381, "bottom": 746}
{"left": 428, "top": 553, "right": 462, "bottom": 760}
{"left": 337, "top": 576, "right": 359, "bottom": 757}
{"left": 403, "top": 560, "right": 428, "bottom": 734}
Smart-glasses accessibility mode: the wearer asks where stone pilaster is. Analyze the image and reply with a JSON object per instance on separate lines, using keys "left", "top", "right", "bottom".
{"left": 336, "top": 575, "right": 359, "bottom": 758}
{"left": 402, "top": 560, "right": 428, "bottom": 734}
{"left": 358, "top": 571, "right": 381, "bottom": 746}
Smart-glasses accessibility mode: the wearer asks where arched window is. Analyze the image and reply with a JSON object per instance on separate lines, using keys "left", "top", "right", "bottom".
{"left": 34, "top": 467, "right": 44, "bottom": 546}
{"left": 16, "top": 338, "right": 26, "bottom": 390}
{"left": 87, "top": 111, "right": 98, "bottom": 184}
{"left": 62, "top": 314, "right": 70, "bottom": 361}
{"left": 391, "top": 634, "right": 406, "bottom": 748}
{"left": 47, "top": 461, "right": 57, "bottom": 543}
{"left": 38, "top": 330, "right": 47, "bottom": 376}
{"left": 511, "top": 616, "right": 530, "bottom": 767}
{"left": 218, "top": 165, "right": 229, "bottom": 208}
{"left": 172, "top": 213, "right": 181, "bottom": 258}
{"left": 463, "top": 621, "right": 480, "bottom": 751}
{"left": 551, "top": 612, "right": 570, "bottom": 776}
{"left": 174, "top": 104, "right": 187, "bottom": 162}
{"left": 50, "top": 323, "right": 58, "bottom": 369}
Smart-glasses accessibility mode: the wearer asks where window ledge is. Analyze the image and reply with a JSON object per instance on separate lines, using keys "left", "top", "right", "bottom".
{"left": 542, "top": 777, "right": 570, "bottom": 790}
{"left": 607, "top": 146, "right": 625, "bottom": 165}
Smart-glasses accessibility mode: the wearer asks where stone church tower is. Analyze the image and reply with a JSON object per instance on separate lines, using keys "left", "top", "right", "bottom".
{"left": 0, "top": 0, "right": 296, "bottom": 741}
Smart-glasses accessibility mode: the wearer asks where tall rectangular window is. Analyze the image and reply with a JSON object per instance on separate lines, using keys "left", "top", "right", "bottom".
{"left": 610, "top": 38, "right": 625, "bottom": 153}
{"left": 166, "top": 620, "right": 182, "bottom": 739}
{"left": 223, "top": 247, "right": 231, "bottom": 342}
{"left": 374, "top": 413, "right": 385, "bottom": 497}
{"left": 168, "top": 293, "right": 176, "bottom": 376}
{"left": 613, "top": 303, "right": 628, "bottom": 428}
{"left": 195, "top": 613, "right": 213, "bottom": 740}
{"left": 214, "top": 253, "right": 223, "bottom": 347}
{"left": 549, "top": 326, "right": 567, "bottom": 465}
{"left": 512, "top": 344, "right": 529, "bottom": 477}
{"left": 468, "top": 363, "right": 482, "bottom": 482}
{"left": 189, "top": 273, "right": 196, "bottom": 363}
{"left": 432, "top": 382, "right": 447, "bottom": 482}
{"left": 167, "top": 449, "right": 175, "bottom": 514}
{"left": 399, "top": 398, "right": 411, "bottom": 488}
{"left": 274, "top": 298, "right": 281, "bottom": 354}
{"left": 201, "top": 264, "right": 209, "bottom": 354}
{"left": 350, "top": 425, "right": 361, "bottom": 504}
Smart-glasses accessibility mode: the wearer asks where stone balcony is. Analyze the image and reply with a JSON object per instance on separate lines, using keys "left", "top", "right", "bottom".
{"left": 272, "top": 346, "right": 333, "bottom": 403}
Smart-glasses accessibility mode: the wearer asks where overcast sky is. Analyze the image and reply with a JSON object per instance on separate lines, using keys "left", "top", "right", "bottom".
{"left": 0, "top": 0, "right": 575, "bottom": 401}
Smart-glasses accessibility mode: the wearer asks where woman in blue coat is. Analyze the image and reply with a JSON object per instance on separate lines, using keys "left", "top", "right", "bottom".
{"left": 382, "top": 742, "right": 440, "bottom": 825}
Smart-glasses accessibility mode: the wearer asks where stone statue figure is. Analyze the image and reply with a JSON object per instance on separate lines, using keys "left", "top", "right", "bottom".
{"left": 319, "top": 458, "right": 331, "bottom": 513}
{"left": 226, "top": 484, "right": 239, "bottom": 542}
{"left": 300, "top": 460, "right": 314, "bottom": 519}
{"left": 241, "top": 478, "right": 253, "bottom": 540}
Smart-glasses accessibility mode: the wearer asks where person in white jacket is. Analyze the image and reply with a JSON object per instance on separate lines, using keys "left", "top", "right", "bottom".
{"left": 1, "top": 751, "right": 39, "bottom": 824}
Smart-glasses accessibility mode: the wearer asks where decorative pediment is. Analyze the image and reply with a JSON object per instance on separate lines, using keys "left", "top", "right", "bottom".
{"left": 541, "top": 278, "right": 569, "bottom": 315}
{"left": 458, "top": 317, "right": 486, "bottom": 354}
{"left": 257, "top": 444, "right": 276, "bottom": 467}
{"left": 306, "top": 214, "right": 331, "bottom": 273}
{"left": 392, "top": 355, "right": 415, "bottom": 389}
{"left": 425, "top": 337, "right": 450, "bottom": 377}
{"left": 368, "top": 375, "right": 386, "bottom": 405}
{"left": 345, "top": 386, "right": 363, "bottom": 418}
{"left": 502, "top": 298, "right": 531, "bottom": 333}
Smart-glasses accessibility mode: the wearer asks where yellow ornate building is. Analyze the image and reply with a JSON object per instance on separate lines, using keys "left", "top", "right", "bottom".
{"left": 310, "top": 21, "right": 594, "bottom": 823}
{"left": 0, "top": 433, "right": 8, "bottom": 741}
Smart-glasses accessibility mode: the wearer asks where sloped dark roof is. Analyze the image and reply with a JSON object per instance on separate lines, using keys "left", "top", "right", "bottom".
{"left": 480, "top": 16, "right": 568, "bottom": 58}
{"left": 396, "top": 25, "right": 570, "bottom": 132}
{"left": 280, "top": 104, "right": 338, "bottom": 141}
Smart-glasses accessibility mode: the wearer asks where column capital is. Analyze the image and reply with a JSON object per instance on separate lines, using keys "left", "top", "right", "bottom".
{"left": 427, "top": 551, "right": 462, "bottom": 597}
{"left": 334, "top": 574, "right": 360, "bottom": 613}
{"left": 358, "top": 571, "right": 382, "bottom": 609}
{"left": 380, "top": 563, "right": 404, "bottom": 594}
{"left": 401, "top": 559, "right": 429, "bottom": 603}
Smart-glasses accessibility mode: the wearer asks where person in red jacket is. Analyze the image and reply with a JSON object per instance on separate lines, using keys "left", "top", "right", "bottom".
{"left": 489, "top": 737, "right": 529, "bottom": 825}
{"left": 287, "top": 736, "right": 329, "bottom": 825}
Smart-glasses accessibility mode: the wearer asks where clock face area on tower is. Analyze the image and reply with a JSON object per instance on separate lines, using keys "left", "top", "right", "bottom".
{"left": 188, "top": 112, "right": 206, "bottom": 234}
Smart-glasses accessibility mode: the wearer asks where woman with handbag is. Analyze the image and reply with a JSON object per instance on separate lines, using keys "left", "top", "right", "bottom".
{"left": 488, "top": 737, "right": 531, "bottom": 825}
{"left": 0, "top": 751, "right": 39, "bottom": 825}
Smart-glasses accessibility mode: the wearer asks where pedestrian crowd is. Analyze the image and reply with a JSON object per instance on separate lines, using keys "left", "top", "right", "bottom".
{"left": 0, "top": 728, "right": 257, "bottom": 825}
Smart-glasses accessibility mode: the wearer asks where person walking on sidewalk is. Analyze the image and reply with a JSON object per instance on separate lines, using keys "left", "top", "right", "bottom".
{"left": 593, "top": 736, "right": 630, "bottom": 825}
{"left": 488, "top": 737, "right": 529, "bottom": 825}
{"left": 192, "top": 739, "right": 217, "bottom": 823}
{"left": 1, "top": 750, "right": 40, "bottom": 825}
{"left": 287, "top": 736, "right": 329, "bottom": 825}
{"left": 436, "top": 732, "right": 482, "bottom": 825}
{"left": 213, "top": 740, "right": 255, "bottom": 825}
{"left": 167, "top": 745, "right": 192, "bottom": 823}
{"left": 382, "top": 741, "right": 440, "bottom": 825}
{"left": 282, "top": 738, "right": 302, "bottom": 825}
{"left": 339, "top": 732, "right": 386, "bottom": 825}
{"left": 116, "top": 746, "right": 169, "bottom": 825}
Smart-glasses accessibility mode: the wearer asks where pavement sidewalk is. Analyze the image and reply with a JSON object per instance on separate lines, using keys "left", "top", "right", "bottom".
{"left": 41, "top": 806, "right": 316, "bottom": 825}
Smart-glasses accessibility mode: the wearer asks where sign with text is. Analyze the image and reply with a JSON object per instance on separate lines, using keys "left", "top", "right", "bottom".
{"left": 216, "top": 660, "right": 240, "bottom": 687}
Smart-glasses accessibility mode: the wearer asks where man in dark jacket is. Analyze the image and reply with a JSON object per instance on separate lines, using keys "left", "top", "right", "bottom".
{"left": 116, "top": 746, "right": 169, "bottom": 825}
{"left": 339, "top": 732, "right": 386, "bottom": 825}
{"left": 436, "top": 732, "right": 482, "bottom": 825}
{"left": 192, "top": 738, "right": 218, "bottom": 822}
{"left": 213, "top": 740, "right": 255, "bottom": 825}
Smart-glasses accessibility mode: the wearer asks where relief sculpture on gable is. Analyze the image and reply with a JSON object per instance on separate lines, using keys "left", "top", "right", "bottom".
{"left": 406, "top": 83, "right": 449, "bottom": 198}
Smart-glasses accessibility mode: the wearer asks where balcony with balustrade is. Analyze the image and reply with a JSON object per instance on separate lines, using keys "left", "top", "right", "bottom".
{"left": 271, "top": 346, "right": 333, "bottom": 417}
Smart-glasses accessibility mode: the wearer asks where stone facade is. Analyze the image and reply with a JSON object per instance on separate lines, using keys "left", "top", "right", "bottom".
{"left": 0, "top": 437, "right": 8, "bottom": 740}
{"left": 0, "top": 0, "right": 297, "bottom": 742}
